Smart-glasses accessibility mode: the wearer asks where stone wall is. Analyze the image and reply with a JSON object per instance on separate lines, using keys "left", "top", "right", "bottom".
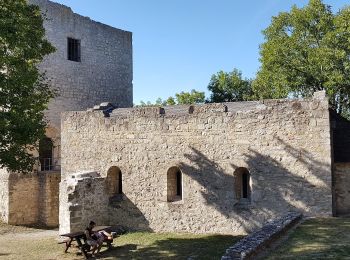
{"left": 0, "top": 172, "right": 60, "bottom": 227}
{"left": 0, "top": 0, "right": 133, "bottom": 227}
{"left": 8, "top": 173, "right": 40, "bottom": 225}
{"left": 60, "top": 92, "right": 333, "bottom": 234}
{"left": 38, "top": 172, "right": 61, "bottom": 227}
{"left": 59, "top": 172, "right": 109, "bottom": 233}
{"left": 334, "top": 163, "right": 350, "bottom": 216}
{"left": 28, "top": 0, "right": 133, "bottom": 130}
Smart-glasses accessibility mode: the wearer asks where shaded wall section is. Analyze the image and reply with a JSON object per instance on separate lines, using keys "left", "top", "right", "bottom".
{"left": 331, "top": 111, "right": 350, "bottom": 215}
{"left": 331, "top": 111, "right": 350, "bottom": 163}
{"left": 334, "top": 163, "right": 350, "bottom": 216}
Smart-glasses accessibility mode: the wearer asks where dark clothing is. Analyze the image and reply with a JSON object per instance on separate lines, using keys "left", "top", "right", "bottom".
{"left": 85, "top": 226, "right": 95, "bottom": 240}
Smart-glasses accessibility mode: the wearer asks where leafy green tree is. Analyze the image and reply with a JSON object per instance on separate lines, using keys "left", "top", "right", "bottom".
{"left": 0, "top": 0, "right": 56, "bottom": 173}
{"left": 137, "top": 89, "right": 205, "bottom": 107}
{"left": 254, "top": 0, "right": 350, "bottom": 116}
{"left": 207, "top": 69, "right": 253, "bottom": 103}
{"left": 175, "top": 89, "right": 205, "bottom": 104}
{"left": 166, "top": 96, "right": 176, "bottom": 105}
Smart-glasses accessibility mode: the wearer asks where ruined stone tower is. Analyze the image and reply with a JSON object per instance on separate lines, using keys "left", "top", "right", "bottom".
{"left": 30, "top": 0, "right": 133, "bottom": 170}
{"left": 0, "top": 0, "right": 133, "bottom": 226}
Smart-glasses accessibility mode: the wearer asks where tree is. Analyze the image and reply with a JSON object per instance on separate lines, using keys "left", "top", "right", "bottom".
{"left": 254, "top": 0, "right": 350, "bottom": 117}
{"left": 175, "top": 89, "right": 205, "bottom": 104}
{"left": 0, "top": 0, "right": 56, "bottom": 173}
{"left": 207, "top": 69, "right": 253, "bottom": 103}
{"left": 166, "top": 96, "right": 176, "bottom": 106}
{"left": 137, "top": 89, "right": 205, "bottom": 107}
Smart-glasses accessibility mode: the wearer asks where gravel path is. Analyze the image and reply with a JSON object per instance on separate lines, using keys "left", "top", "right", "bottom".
{"left": 0, "top": 229, "right": 58, "bottom": 239}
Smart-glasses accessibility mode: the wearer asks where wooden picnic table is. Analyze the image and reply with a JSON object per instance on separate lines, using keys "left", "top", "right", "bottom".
{"left": 60, "top": 226, "right": 112, "bottom": 259}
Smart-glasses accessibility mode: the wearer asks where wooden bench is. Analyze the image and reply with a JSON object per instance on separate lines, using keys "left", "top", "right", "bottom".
{"left": 60, "top": 226, "right": 113, "bottom": 259}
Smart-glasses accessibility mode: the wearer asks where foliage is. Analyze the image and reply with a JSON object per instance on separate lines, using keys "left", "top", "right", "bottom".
{"left": 0, "top": 0, "right": 56, "bottom": 173}
{"left": 175, "top": 89, "right": 205, "bottom": 104}
{"left": 254, "top": 0, "right": 350, "bottom": 117}
{"left": 207, "top": 69, "right": 253, "bottom": 103}
{"left": 138, "top": 89, "right": 205, "bottom": 107}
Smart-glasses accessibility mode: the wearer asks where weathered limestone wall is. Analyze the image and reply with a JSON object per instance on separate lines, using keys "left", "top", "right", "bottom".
{"left": 330, "top": 111, "right": 350, "bottom": 215}
{"left": 59, "top": 172, "right": 109, "bottom": 233}
{"left": 334, "top": 163, "right": 350, "bottom": 216}
{"left": 38, "top": 172, "right": 61, "bottom": 227}
{"left": 0, "top": 172, "right": 61, "bottom": 226}
{"left": 28, "top": 0, "right": 133, "bottom": 130}
{"left": 8, "top": 173, "right": 40, "bottom": 225}
{"left": 60, "top": 92, "right": 332, "bottom": 234}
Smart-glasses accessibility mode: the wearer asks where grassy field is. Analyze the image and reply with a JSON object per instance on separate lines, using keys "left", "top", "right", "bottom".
{"left": 266, "top": 217, "right": 350, "bottom": 259}
{"left": 0, "top": 223, "right": 242, "bottom": 260}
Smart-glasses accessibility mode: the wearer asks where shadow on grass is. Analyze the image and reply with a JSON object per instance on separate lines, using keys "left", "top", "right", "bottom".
{"left": 100, "top": 234, "right": 243, "bottom": 260}
{"left": 266, "top": 218, "right": 350, "bottom": 259}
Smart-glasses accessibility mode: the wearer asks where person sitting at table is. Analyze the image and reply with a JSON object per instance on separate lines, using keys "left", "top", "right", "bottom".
{"left": 84, "top": 221, "right": 103, "bottom": 257}
{"left": 94, "top": 230, "right": 114, "bottom": 249}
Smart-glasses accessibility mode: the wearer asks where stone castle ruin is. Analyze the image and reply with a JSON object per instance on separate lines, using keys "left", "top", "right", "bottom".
{"left": 1, "top": 0, "right": 350, "bottom": 236}
{"left": 0, "top": 0, "right": 132, "bottom": 226}
{"left": 59, "top": 91, "right": 350, "bottom": 234}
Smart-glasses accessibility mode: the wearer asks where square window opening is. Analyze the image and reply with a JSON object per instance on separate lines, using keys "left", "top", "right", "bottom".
{"left": 67, "top": 38, "right": 81, "bottom": 62}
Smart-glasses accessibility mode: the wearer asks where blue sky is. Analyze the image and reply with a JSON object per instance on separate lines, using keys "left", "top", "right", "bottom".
{"left": 53, "top": 0, "right": 349, "bottom": 104}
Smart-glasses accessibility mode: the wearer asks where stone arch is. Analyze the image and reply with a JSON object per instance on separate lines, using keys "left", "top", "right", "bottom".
{"left": 39, "top": 137, "right": 54, "bottom": 171}
{"left": 106, "top": 166, "right": 122, "bottom": 196}
{"left": 234, "top": 167, "right": 251, "bottom": 202}
{"left": 167, "top": 166, "right": 182, "bottom": 202}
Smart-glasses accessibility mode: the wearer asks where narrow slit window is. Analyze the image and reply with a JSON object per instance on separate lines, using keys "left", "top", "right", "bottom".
{"left": 106, "top": 166, "right": 122, "bottom": 196}
{"left": 234, "top": 167, "right": 251, "bottom": 202}
{"left": 67, "top": 38, "right": 81, "bottom": 62}
{"left": 167, "top": 166, "right": 182, "bottom": 202}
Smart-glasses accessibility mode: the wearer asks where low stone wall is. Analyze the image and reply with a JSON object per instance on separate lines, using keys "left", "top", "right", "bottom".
{"left": 334, "top": 163, "right": 350, "bottom": 216}
{"left": 221, "top": 212, "right": 302, "bottom": 260}
{"left": 0, "top": 171, "right": 60, "bottom": 227}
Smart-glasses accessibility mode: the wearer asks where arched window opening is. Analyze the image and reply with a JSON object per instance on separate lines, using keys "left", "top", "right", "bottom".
{"left": 106, "top": 166, "right": 122, "bottom": 196}
{"left": 39, "top": 137, "right": 54, "bottom": 171}
{"left": 167, "top": 166, "right": 182, "bottom": 202}
{"left": 234, "top": 167, "right": 251, "bottom": 202}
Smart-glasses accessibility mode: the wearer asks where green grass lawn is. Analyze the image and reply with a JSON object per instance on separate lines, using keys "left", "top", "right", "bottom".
{"left": 266, "top": 217, "right": 350, "bottom": 260}
{"left": 0, "top": 222, "right": 242, "bottom": 260}
{"left": 105, "top": 232, "right": 242, "bottom": 259}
